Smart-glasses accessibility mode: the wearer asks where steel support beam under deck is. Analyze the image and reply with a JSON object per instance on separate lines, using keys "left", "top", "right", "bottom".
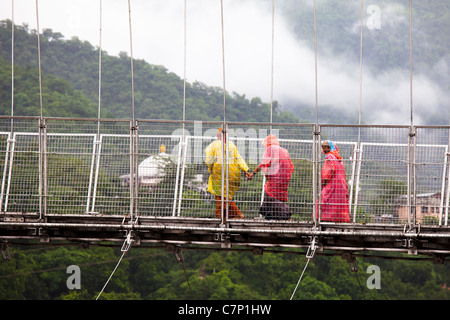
{"left": 1, "top": 213, "right": 449, "bottom": 259}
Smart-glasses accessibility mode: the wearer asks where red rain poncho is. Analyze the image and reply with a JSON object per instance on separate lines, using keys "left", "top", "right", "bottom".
{"left": 320, "top": 141, "right": 350, "bottom": 222}
{"left": 258, "top": 135, "right": 294, "bottom": 202}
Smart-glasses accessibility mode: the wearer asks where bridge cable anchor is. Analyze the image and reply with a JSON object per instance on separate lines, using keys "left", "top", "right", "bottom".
{"left": 166, "top": 244, "right": 193, "bottom": 296}
{"left": 306, "top": 236, "right": 319, "bottom": 259}
{"left": 290, "top": 236, "right": 319, "bottom": 300}
{"left": 1, "top": 241, "right": 10, "bottom": 261}
{"left": 402, "top": 223, "right": 418, "bottom": 255}
{"left": 341, "top": 252, "right": 366, "bottom": 300}
{"left": 342, "top": 252, "right": 358, "bottom": 273}
{"left": 166, "top": 244, "right": 185, "bottom": 263}
{"left": 121, "top": 230, "right": 134, "bottom": 253}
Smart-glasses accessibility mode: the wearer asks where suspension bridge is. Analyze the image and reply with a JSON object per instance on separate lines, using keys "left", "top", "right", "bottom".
{"left": 1, "top": 0, "right": 449, "bottom": 271}
{"left": 0, "top": 117, "right": 449, "bottom": 265}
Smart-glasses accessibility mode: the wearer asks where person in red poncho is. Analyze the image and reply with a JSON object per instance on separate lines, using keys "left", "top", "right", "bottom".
{"left": 319, "top": 140, "right": 350, "bottom": 222}
{"left": 250, "top": 135, "right": 294, "bottom": 220}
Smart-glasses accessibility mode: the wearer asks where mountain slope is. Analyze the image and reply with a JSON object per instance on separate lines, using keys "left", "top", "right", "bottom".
{"left": 0, "top": 20, "right": 296, "bottom": 123}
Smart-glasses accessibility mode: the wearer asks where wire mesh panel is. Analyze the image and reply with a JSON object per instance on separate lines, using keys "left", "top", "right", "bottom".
{"left": 178, "top": 122, "right": 316, "bottom": 221}
{"left": 90, "top": 121, "right": 133, "bottom": 215}
{"left": 179, "top": 134, "right": 217, "bottom": 218}
{"left": 45, "top": 133, "right": 97, "bottom": 214}
{"left": 345, "top": 126, "right": 411, "bottom": 224}
{"left": 170, "top": 121, "right": 222, "bottom": 218}
{"left": 0, "top": 132, "right": 11, "bottom": 212}
{"left": 5, "top": 132, "right": 40, "bottom": 212}
{"left": 415, "top": 127, "right": 450, "bottom": 225}
{"left": 137, "top": 120, "right": 198, "bottom": 217}
{"left": 135, "top": 134, "right": 182, "bottom": 216}
{"left": 45, "top": 119, "right": 103, "bottom": 215}
{"left": 0, "top": 118, "right": 41, "bottom": 213}
{"left": 230, "top": 123, "right": 316, "bottom": 222}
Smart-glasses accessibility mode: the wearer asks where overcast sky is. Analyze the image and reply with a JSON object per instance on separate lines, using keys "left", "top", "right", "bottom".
{"left": 1, "top": 0, "right": 292, "bottom": 101}
{"left": 1, "top": 0, "right": 448, "bottom": 125}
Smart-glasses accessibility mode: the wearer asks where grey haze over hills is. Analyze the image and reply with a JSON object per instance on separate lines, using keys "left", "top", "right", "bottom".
{"left": 277, "top": 0, "right": 450, "bottom": 125}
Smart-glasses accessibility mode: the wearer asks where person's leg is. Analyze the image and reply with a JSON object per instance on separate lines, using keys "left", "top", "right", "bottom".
{"left": 215, "top": 196, "right": 244, "bottom": 219}
{"left": 259, "top": 193, "right": 271, "bottom": 219}
{"left": 228, "top": 200, "right": 244, "bottom": 219}
{"left": 262, "top": 193, "right": 291, "bottom": 220}
{"left": 215, "top": 195, "right": 222, "bottom": 218}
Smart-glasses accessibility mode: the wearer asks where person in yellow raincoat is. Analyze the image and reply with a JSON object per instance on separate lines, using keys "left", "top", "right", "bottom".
{"left": 205, "top": 128, "right": 252, "bottom": 220}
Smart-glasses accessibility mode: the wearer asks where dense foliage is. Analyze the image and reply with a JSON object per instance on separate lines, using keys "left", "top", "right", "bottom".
{"left": 1, "top": 245, "right": 449, "bottom": 300}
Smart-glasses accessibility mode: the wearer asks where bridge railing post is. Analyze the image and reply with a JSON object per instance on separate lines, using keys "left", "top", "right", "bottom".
{"left": 407, "top": 126, "right": 416, "bottom": 229}
{"left": 446, "top": 128, "right": 450, "bottom": 226}
{"left": 129, "top": 120, "right": 139, "bottom": 223}
{"left": 312, "top": 124, "right": 320, "bottom": 227}
{"left": 221, "top": 123, "right": 228, "bottom": 226}
{"left": 0, "top": 131, "right": 12, "bottom": 213}
{"left": 39, "top": 117, "right": 47, "bottom": 221}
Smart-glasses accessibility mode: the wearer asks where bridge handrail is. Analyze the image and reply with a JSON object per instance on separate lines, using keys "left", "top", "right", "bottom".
{"left": 0, "top": 117, "right": 448, "bottom": 227}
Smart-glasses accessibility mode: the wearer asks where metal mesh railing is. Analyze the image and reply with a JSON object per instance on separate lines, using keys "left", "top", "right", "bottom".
{"left": 0, "top": 117, "right": 448, "bottom": 227}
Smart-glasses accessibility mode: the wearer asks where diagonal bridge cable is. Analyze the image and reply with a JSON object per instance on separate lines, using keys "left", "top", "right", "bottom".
{"left": 289, "top": 256, "right": 312, "bottom": 300}
{"left": 95, "top": 250, "right": 127, "bottom": 300}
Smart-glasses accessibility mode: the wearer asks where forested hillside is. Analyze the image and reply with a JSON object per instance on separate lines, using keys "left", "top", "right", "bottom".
{"left": 1, "top": 244, "right": 449, "bottom": 300}
{"left": 0, "top": 20, "right": 294, "bottom": 123}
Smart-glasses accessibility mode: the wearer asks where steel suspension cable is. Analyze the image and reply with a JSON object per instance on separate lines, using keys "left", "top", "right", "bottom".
{"left": 409, "top": 0, "right": 413, "bottom": 127}
{"left": 128, "top": 0, "right": 136, "bottom": 123}
{"left": 260, "top": 0, "right": 276, "bottom": 207}
{"left": 292, "top": 0, "right": 320, "bottom": 298}
{"left": 127, "top": 0, "right": 138, "bottom": 223}
{"left": 290, "top": 256, "right": 311, "bottom": 300}
{"left": 270, "top": 0, "right": 275, "bottom": 128}
{"left": 220, "top": 0, "right": 226, "bottom": 124}
{"left": 10, "top": 0, "right": 14, "bottom": 125}
{"left": 313, "top": 0, "right": 318, "bottom": 127}
{"left": 97, "top": 0, "right": 102, "bottom": 134}
{"left": 173, "top": 0, "right": 188, "bottom": 218}
{"left": 183, "top": 0, "right": 187, "bottom": 127}
{"left": 35, "top": 0, "right": 45, "bottom": 220}
{"left": 35, "top": 0, "right": 43, "bottom": 119}
{"left": 219, "top": 0, "right": 229, "bottom": 224}
{"left": 2, "top": 0, "right": 16, "bottom": 214}
{"left": 352, "top": 0, "right": 364, "bottom": 222}
{"left": 87, "top": 0, "right": 103, "bottom": 214}
{"left": 95, "top": 250, "right": 127, "bottom": 300}
{"left": 358, "top": 0, "right": 363, "bottom": 128}
{"left": 408, "top": 0, "right": 415, "bottom": 228}
{"left": 312, "top": 0, "right": 319, "bottom": 226}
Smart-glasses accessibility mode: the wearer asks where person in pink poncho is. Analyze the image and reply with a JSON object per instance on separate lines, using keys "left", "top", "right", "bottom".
{"left": 319, "top": 140, "right": 350, "bottom": 222}
{"left": 250, "top": 135, "right": 294, "bottom": 220}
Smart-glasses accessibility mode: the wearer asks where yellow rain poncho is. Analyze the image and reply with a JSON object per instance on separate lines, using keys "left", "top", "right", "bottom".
{"left": 205, "top": 138, "right": 249, "bottom": 199}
